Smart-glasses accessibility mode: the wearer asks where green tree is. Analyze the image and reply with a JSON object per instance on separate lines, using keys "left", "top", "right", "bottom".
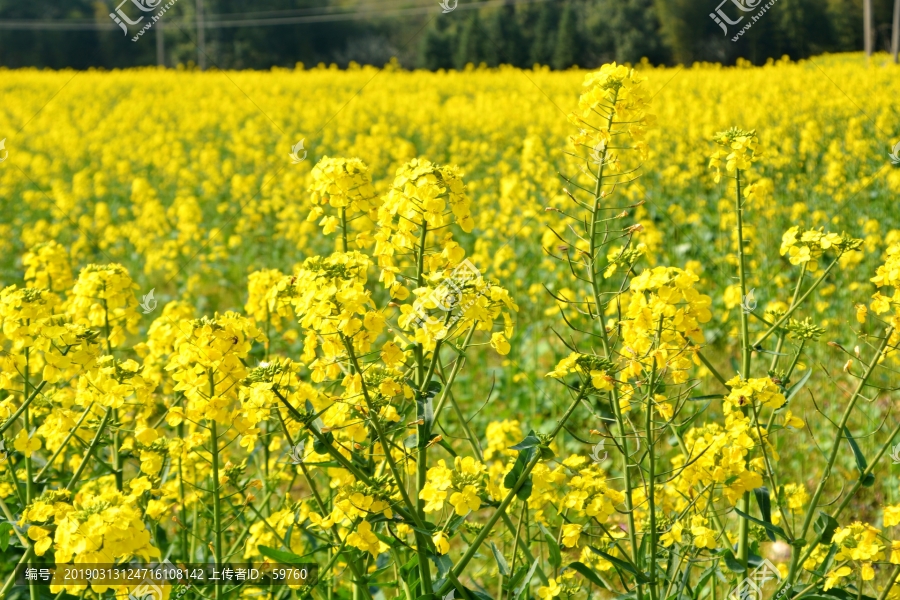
{"left": 419, "top": 16, "right": 455, "bottom": 70}
{"left": 482, "top": 4, "right": 526, "bottom": 66}
{"left": 552, "top": 1, "right": 580, "bottom": 68}
{"left": 590, "top": 0, "right": 667, "bottom": 64}
{"left": 529, "top": 2, "right": 559, "bottom": 66}
{"left": 653, "top": 0, "right": 715, "bottom": 64}
{"left": 454, "top": 11, "right": 488, "bottom": 68}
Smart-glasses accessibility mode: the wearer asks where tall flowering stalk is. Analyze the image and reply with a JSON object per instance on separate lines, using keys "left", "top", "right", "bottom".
{"left": 542, "top": 62, "right": 900, "bottom": 600}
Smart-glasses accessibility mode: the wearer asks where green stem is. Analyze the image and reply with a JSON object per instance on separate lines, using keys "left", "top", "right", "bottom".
{"left": 273, "top": 389, "right": 374, "bottom": 486}
{"left": 769, "top": 263, "right": 807, "bottom": 372}
{"left": 340, "top": 206, "right": 349, "bottom": 253}
{"left": 101, "top": 296, "right": 123, "bottom": 491}
{"left": 436, "top": 387, "right": 586, "bottom": 596}
{"left": 0, "top": 495, "right": 34, "bottom": 600}
{"left": 694, "top": 347, "right": 729, "bottom": 388}
{"left": 178, "top": 414, "right": 190, "bottom": 559}
{"left": 748, "top": 402, "right": 795, "bottom": 541}
{"left": 751, "top": 256, "right": 840, "bottom": 348}
{"left": 733, "top": 167, "right": 752, "bottom": 569}
{"left": 66, "top": 407, "right": 112, "bottom": 490}
{"left": 23, "top": 350, "right": 35, "bottom": 510}
{"left": 343, "top": 341, "right": 432, "bottom": 594}
{"left": 432, "top": 325, "right": 476, "bottom": 425}
{"left": 410, "top": 218, "right": 434, "bottom": 594}
{"left": 209, "top": 369, "right": 223, "bottom": 600}
{"left": 0, "top": 495, "right": 29, "bottom": 545}
{"left": 0, "top": 381, "right": 46, "bottom": 436}
{"left": 586, "top": 87, "right": 642, "bottom": 591}
{"left": 34, "top": 402, "right": 95, "bottom": 482}
{"left": 276, "top": 411, "right": 370, "bottom": 597}
{"left": 790, "top": 411, "right": 900, "bottom": 586}
{"left": 646, "top": 331, "right": 660, "bottom": 600}
{"left": 781, "top": 327, "right": 892, "bottom": 592}
{"left": 506, "top": 501, "right": 527, "bottom": 600}
{"left": 0, "top": 546, "right": 34, "bottom": 598}
{"left": 391, "top": 547, "right": 414, "bottom": 600}
{"left": 876, "top": 564, "right": 900, "bottom": 600}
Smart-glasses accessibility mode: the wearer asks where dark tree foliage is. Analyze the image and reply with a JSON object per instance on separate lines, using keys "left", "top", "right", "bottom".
{"left": 0, "top": 0, "right": 893, "bottom": 69}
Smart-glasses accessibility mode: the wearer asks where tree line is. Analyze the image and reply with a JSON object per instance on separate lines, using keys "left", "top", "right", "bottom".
{"left": 0, "top": 0, "right": 897, "bottom": 69}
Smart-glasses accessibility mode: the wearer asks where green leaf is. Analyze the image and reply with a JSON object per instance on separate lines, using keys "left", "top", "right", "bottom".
{"left": 258, "top": 544, "right": 314, "bottom": 565}
{"left": 505, "top": 565, "right": 528, "bottom": 592}
{"left": 784, "top": 368, "right": 812, "bottom": 403}
{"left": 404, "top": 434, "right": 418, "bottom": 448}
{"left": 810, "top": 590, "right": 860, "bottom": 600}
{"left": 516, "top": 476, "right": 533, "bottom": 500}
{"left": 687, "top": 395, "right": 724, "bottom": 401}
{"left": 843, "top": 426, "right": 868, "bottom": 470}
{"left": 539, "top": 524, "right": 562, "bottom": 569}
{"left": 588, "top": 546, "right": 651, "bottom": 584}
{"left": 538, "top": 445, "right": 556, "bottom": 460}
{"left": 446, "top": 513, "right": 468, "bottom": 535}
{"left": 504, "top": 444, "right": 535, "bottom": 501}
{"left": 510, "top": 432, "right": 541, "bottom": 451}
{"left": 566, "top": 561, "right": 608, "bottom": 589}
{"left": 437, "top": 438, "right": 458, "bottom": 457}
{"left": 814, "top": 512, "right": 839, "bottom": 543}
{"left": 400, "top": 555, "right": 418, "bottom": 579}
{"left": 513, "top": 558, "right": 540, "bottom": 598}
{"left": 677, "top": 401, "right": 712, "bottom": 436}
{"left": 721, "top": 549, "right": 746, "bottom": 574}
{"left": 373, "top": 532, "right": 399, "bottom": 548}
{"left": 695, "top": 564, "right": 720, "bottom": 596}
{"left": 429, "top": 553, "right": 453, "bottom": 580}
{"left": 469, "top": 590, "right": 495, "bottom": 600}
{"left": 415, "top": 382, "right": 440, "bottom": 445}
{"left": 843, "top": 426, "right": 875, "bottom": 486}
{"left": 752, "top": 487, "right": 775, "bottom": 542}
{"left": 734, "top": 507, "right": 788, "bottom": 542}
{"left": 489, "top": 542, "right": 510, "bottom": 577}
{"left": 0, "top": 522, "right": 11, "bottom": 552}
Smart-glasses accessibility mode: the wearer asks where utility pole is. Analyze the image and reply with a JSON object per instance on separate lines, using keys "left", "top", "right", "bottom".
{"left": 196, "top": 0, "right": 206, "bottom": 70}
{"left": 864, "top": 0, "right": 873, "bottom": 59}
{"left": 156, "top": 18, "right": 165, "bottom": 67}
{"left": 892, "top": 0, "right": 899, "bottom": 63}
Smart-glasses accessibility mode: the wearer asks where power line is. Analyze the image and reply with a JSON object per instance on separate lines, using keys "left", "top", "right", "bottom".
{"left": 0, "top": 0, "right": 553, "bottom": 31}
